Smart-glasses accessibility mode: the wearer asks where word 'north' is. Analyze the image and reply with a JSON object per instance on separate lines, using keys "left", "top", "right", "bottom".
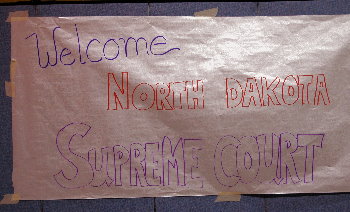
{"left": 107, "top": 72, "right": 205, "bottom": 111}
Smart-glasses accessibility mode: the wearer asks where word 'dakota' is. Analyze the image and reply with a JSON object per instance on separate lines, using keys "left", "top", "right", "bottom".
{"left": 226, "top": 74, "right": 330, "bottom": 108}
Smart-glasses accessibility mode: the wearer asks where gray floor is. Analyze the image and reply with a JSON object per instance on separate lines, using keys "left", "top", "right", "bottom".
{"left": 1, "top": 1, "right": 350, "bottom": 211}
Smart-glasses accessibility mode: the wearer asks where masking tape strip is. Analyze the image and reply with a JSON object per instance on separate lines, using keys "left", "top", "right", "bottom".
{"left": 6, "top": 10, "right": 28, "bottom": 22}
{"left": 5, "top": 59, "right": 16, "bottom": 98}
{"left": 0, "top": 194, "right": 20, "bottom": 205}
{"left": 6, "top": 11, "right": 27, "bottom": 97}
{"left": 215, "top": 192, "right": 241, "bottom": 202}
{"left": 194, "top": 8, "right": 218, "bottom": 17}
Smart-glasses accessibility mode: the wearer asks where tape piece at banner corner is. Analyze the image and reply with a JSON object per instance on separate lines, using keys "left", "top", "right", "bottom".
{"left": 193, "top": 8, "right": 218, "bottom": 17}
{"left": 215, "top": 192, "right": 242, "bottom": 202}
{"left": 6, "top": 10, "right": 28, "bottom": 22}
{"left": 0, "top": 194, "right": 20, "bottom": 205}
{"left": 5, "top": 59, "right": 16, "bottom": 98}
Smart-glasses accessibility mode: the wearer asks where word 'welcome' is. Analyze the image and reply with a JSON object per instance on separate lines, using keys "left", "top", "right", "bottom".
{"left": 25, "top": 24, "right": 180, "bottom": 69}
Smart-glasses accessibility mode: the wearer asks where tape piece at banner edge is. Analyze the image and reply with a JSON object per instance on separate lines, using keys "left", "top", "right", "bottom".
{"left": 194, "top": 8, "right": 218, "bottom": 17}
{"left": 5, "top": 59, "right": 16, "bottom": 98}
{"left": 6, "top": 10, "right": 28, "bottom": 22}
{"left": 215, "top": 192, "right": 241, "bottom": 202}
{"left": 0, "top": 194, "right": 20, "bottom": 205}
{"left": 5, "top": 10, "right": 27, "bottom": 97}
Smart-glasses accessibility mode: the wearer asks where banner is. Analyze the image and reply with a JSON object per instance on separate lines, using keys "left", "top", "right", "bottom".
{"left": 11, "top": 15, "right": 350, "bottom": 200}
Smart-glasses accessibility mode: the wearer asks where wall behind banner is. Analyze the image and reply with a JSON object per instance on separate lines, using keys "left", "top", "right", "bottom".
{"left": 1, "top": 1, "right": 350, "bottom": 211}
